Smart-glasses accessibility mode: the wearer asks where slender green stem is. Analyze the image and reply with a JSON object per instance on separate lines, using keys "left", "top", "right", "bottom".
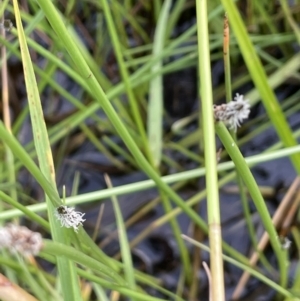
{"left": 223, "top": 10, "right": 272, "bottom": 273}
{"left": 215, "top": 121, "right": 288, "bottom": 288}
{"left": 147, "top": 0, "right": 171, "bottom": 166}
{"left": 104, "top": 175, "right": 137, "bottom": 297}
{"left": 196, "top": 0, "right": 225, "bottom": 300}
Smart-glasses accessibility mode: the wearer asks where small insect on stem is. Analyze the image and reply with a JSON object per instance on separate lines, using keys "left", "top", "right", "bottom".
{"left": 56, "top": 205, "right": 68, "bottom": 215}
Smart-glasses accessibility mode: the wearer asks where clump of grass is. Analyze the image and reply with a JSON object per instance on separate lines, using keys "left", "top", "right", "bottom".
{"left": 0, "top": 1, "right": 299, "bottom": 301}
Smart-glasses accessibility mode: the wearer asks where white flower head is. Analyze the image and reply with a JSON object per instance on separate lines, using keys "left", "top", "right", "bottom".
{"left": 213, "top": 93, "right": 250, "bottom": 131}
{"left": 54, "top": 205, "right": 85, "bottom": 233}
{"left": 0, "top": 224, "right": 43, "bottom": 257}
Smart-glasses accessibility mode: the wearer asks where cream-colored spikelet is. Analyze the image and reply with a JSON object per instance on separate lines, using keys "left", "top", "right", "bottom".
{"left": 213, "top": 93, "right": 250, "bottom": 131}
{"left": 0, "top": 224, "right": 43, "bottom": 256}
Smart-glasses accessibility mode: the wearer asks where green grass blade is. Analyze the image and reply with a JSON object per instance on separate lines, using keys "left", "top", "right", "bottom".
{"left": 105, "top": 175, "right": 136, "bottom": 296}
{"left": 215, "top": 122, "right": 288, "bottom": 288}
{"left": 196, "top": 0, "right": 225, "bottom": 299}
{"left": 12, "top": 2, "right": 82, "bottom": 300}
{"left": 147, "top": 0, "right": 171, "bottom": 167}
